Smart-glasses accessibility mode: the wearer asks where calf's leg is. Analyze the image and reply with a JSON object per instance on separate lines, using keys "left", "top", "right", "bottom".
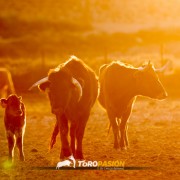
{"left": 15, "top": 131, "right": 25, "bottom": 161}
{"left": 6, "top": 131, "right": 15, "bottom": 162}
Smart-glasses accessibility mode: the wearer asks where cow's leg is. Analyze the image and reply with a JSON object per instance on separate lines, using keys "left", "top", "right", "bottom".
{"left": 70, "top": 122, "right": 76, "bottom": 157}
{"left": 75, "top": 114, "right": 89, "bottom": 159}
{"left": 124, "top": 124, "right": 129, "bottom": 147}
{"left": 112, "top": 117, "right": 120, "bottom": 149}
{"left": 15, "top": 131, "right": 25, "bottom": 161}
{"left": 120, "top": 105, "right": 133, "bottom": 150}
{"left": 57, "top": 114, "right": 71, "bottom": 159}
{"left": 6, "top": 131, "right": 15, "bottom": 162}
{"left": 119, "top": 118, "right": 127, "bottom": 150}
{"left": 107, "top": 111, "right": 119, "bottom": 149}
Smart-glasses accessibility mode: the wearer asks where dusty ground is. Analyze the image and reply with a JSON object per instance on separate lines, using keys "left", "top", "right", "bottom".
{"left": 0, "top": 93, "right": 179, "bottom": 180}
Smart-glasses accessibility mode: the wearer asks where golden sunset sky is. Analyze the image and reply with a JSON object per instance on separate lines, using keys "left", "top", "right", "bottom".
{"left": 1, "top": 0, "right": 180, "bottom": 32}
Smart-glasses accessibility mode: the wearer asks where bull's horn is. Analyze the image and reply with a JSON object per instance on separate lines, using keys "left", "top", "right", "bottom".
{"left": 137, "top": 67, "right": 144, "bottom": 71}
{"left": 29, "top": 77, "right": 48, "bottom": 90}
{"left": 72, "top": 77, "right": 82, "bottom": 102}
{"left": 138, "top": 60, "right": 151, "bottom": 71}
{"left": 155, "top": 61, "right": 170, "bottom": 72}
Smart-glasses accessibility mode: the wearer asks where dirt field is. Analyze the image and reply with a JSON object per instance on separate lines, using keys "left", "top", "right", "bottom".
{"left": 0, "top": 93, "right": 179, "bottom": 180}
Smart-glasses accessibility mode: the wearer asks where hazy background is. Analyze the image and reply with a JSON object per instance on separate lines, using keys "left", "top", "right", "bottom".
{"left": 0, "top": 0, "right": 179, "bottom": 95}
{"left": 0, "top": 2, "right": 179, "bottom": 179}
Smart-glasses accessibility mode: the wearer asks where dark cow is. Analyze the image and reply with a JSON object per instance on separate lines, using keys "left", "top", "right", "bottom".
{"left": 0, "top": 68, "right": 15, "bottom": 98}
{"left": 98, "top": 61, "right": 167, "bottom": 150}
{"left": 30, "top": 56, "right": 98, "bottom": 159}
{"left": 0, "top": 94, "right": 26, "bottom": 162}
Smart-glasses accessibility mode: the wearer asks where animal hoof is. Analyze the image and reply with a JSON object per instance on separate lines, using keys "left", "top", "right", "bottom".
{"left": 20, "top": 156, "right": 25, "bottom": 161}
{"left": 75, "top": 151, "right": 84, "bottom": 160}
{"left": 120, "top": 146, "right": 127, "bottom": 151}
{"left": 114, "top": 143, "right": 120, "bottom": 149}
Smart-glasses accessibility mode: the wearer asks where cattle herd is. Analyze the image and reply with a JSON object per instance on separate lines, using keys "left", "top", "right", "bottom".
{"left": 0, "top": 56, "right": 167, "bottom": 163}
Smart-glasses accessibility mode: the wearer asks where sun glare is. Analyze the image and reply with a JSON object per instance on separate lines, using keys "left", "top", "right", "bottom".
{"left": 0, "top": 1, "right": 179, "bottom": 180}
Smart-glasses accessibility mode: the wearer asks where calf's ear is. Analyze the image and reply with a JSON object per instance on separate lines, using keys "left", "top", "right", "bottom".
{"left": 18, "top": 96, "right": 22, "bottom": 101}
{"left": 0, "top": 98, "right": 8, "bottom": 108}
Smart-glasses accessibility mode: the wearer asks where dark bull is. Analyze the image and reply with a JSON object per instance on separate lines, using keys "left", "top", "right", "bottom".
{"left": 30, "top": 56, "right": 98, "bottom": 159}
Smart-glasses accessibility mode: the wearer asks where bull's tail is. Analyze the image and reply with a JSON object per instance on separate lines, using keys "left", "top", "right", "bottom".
{"left": 49, "top": 121, "right": 59, "bottom": 151}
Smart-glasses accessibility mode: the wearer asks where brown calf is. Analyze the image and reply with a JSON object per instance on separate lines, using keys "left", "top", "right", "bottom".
{"left": 0, "top": 94, "right": 26, "bottom": 162}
